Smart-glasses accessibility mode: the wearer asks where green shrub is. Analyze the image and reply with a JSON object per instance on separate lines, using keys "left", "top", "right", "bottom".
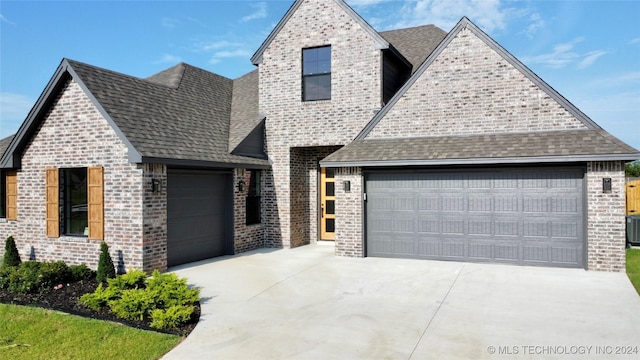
{"left": 38, "top": 261, "right": 71, "bottom": 289}
{"left": 106, "top": 269, "right": 147, "bottom": 291}
{"left": 151, "top": 305, "right": 194, "bottom": 330}
{"left": 3, "top": 236, "right": 21, "bottom": 268}
{"left": 0, "top": 266, "right": 17, "bottom": 289}
{"left": 70, "top": 264, "right": 95, "bottom": 282}
{"left": 79, "top": 283, "right": 120, "bottom": 311}
{"left": 96, "top": 242, "right": 116, "bottom": 283}
{"left": 108, "top": 288, "right": 156, "bottom": 321}
{"left": 147, "top": 270, "right": 199, "bottom": 308}
{"left": 80, "top": 268, "right": 200, "bottom": 329}
{"left": 8, "top": 261, "right": 42, "bottom": 294}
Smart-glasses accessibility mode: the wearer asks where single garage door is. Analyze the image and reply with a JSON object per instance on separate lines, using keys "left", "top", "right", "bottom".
{"left": 167, "top": 169, "right": 230, "bottom": 267}
{"left": 365, "top": 167, "right": 585, "bottom": 268}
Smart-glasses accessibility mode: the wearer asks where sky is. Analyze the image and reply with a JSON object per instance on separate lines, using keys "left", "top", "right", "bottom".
{"left": 0, "top": 0, "right": 639, "bottom": 150}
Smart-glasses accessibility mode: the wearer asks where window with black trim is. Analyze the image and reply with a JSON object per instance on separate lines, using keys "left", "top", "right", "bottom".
{"left": 246, "top": 170, "right": 261, "bottom": 225}
{"left": 302, "top": 46, "right": 331, "bottom": 101}
{"left": 60, "top": 168, "right": 88, "bottom": 236}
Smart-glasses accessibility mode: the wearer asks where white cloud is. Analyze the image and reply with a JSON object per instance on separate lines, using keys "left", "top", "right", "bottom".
{"left": 0, "top": 93, "right": 33, "bottom": 138}
{"left": 161, "top": 17, "right": 180, "bottom": 29}
{"left": 390, "top": 0, "right": 507, "bottom": 33}
{"left": 347, "top": 0, "right": 394, "bottom": 6}
{"left": 577, "top": 50, "right": 607, "bottom": 69}
{"left": 521, "top": 37, "right": 584, "bottom": 68}
{"left": 198, "top": 40, "right": 242, "bottom": 52}
{"left": 523, "top": 13, "right": 545, "bottom": 39}
{"left": 209, "top": 49, "right": 252, "bottom": 64}
{"left": 0, "top": 14, "right": 15, "bottom": 25}
{"left": 241, "top": 2, "right": 267, "bottom": 22}
{"left": 154, "top": 54, "right": 182, "bottom": 64}
{"left": 588, "top": 72, "right": 640, "bottom": 88}
{"left": 630, "top": 38, "right": 640, "bottom": 45}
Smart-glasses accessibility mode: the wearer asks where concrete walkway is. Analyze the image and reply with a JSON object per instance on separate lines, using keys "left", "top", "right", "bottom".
{"left": 163, "top": 243, "right": 640, "bottom": 359}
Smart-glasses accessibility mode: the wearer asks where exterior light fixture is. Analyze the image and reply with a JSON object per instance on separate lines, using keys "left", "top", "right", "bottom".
{"left": 151, "top": 179, "right": 161, "bottom": 193}
{"left": 603, "top": 178, "right": 612, "bottom": 193}
{"left": 237, "top": 180, "right": 246, "bottom": 192}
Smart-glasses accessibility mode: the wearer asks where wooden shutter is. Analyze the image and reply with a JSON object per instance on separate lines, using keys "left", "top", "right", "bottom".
{"left": 46, "top": 168, "right": 59, "bottom": 237}
{"left": 6, "top": 170, "right": 17, "bottom": 220}
{"left": 88, "top": 167, "right": 104, "bottom": 240}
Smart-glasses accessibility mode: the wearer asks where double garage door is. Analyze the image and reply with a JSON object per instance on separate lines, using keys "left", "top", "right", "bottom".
{"left": 366, "top": 167, "right": 585, "bottom": 268}
{"left": 167, "top": 169, "right": 230, "bottom": 267}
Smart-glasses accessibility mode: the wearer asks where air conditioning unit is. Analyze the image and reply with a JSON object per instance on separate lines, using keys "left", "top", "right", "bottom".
{"left": 628, "top": 216, "right": 640, "bottom": 246}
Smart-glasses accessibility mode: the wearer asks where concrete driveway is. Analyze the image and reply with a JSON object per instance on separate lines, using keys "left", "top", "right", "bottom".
{"left": 163, "top": 243, "right": 640, "bottom": 359}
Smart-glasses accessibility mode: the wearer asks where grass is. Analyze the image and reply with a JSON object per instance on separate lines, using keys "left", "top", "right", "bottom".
{"left": 626, "top": 248, "right": 640, "bottom": 295}
{"left": 0, "top": 303, "right": 181, "bottom": 360}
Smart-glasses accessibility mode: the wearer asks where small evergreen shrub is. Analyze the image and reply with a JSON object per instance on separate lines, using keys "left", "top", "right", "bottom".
{"left": 106, "top": 269, "right": 147, "bottom": 291}
{"left": 80, "top": 269, "right": 200, "bottom": 329}
{"left": 70, "top": 264, "right": 95, "bottom": 282}
{"left": 96, "top": 242, "right": 116, "bottom": 282}
{"left": 79, "top": 283, "right": 120, "bottom": 311}
{"left": 3, "top": 236, "right": 21, "bottom": 268}
{"left": 0, "top": 266, "right": 17, "bottom": 289}
{"left": 108, "top": 288, "right": 156, "bottom": 321}
{"left": 151, "top": 305, "right": 194, "bottom": 330}
{"left": 8, "top": 261, "right": 42, "bottom": 294}
{"left": 38, "top": 261, "right": 70, "bottom": 290}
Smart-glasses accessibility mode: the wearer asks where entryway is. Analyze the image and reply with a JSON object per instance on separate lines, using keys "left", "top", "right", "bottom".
{"left": 320, "top": 167, "right": 336, "bottom": 240}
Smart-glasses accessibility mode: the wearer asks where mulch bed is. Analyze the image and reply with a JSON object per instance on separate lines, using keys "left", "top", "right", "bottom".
{"left": 0, "top": 278, "right": 200, "bottom": 337}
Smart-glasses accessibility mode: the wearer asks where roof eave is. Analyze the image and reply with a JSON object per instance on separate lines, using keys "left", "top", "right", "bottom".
{"left": 320, "top": 153, "right": 640, "bottom": 168}
{"left": 140, "top": 156, "right": 271, "bottom": 170}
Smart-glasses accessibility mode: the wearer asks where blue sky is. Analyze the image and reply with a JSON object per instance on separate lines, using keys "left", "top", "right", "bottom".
{"left": 1, "top": 0, "right": 639, "bottom": 150}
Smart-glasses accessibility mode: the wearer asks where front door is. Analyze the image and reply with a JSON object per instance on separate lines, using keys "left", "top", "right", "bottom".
{"left": 320, "top": 167, "right": 336, "bottom": 240}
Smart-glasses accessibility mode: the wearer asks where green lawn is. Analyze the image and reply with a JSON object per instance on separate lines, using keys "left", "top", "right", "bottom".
{"left": 627, "top": 248, "right": 640, "bottom": 295}
{"left": 0, "top": 304, "right": 181, "bottom": 360}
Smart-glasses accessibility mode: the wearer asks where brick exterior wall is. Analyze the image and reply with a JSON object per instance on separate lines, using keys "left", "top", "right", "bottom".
{"left": 259, "top": 0, "right": 382, "bottom": 248}
{"left": 587, "top": 161, "right": 626, "bottom": 271}
{"left": 335, "top": 167, "right": 363, "bottom": 257}
{"left": 366, "top": 28, "right": 588, "bottom": 139}
{"left": 142, "top": 163, "right": 167, "bottom": 272}
{"left": 0, "top": 79, "right": 145, "bottom": 270}
{"left": 233, "top": 168, "right": 265, "bottom": 253}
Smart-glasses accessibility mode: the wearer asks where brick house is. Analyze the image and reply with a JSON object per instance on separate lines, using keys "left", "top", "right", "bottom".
{"left": 1, "top": 0, "right": 638, "bottom": 272}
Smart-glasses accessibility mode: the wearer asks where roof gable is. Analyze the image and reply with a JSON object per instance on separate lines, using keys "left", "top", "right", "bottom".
{"left": 1, "top": 59, "right": 270, "bottom": 169}
{"left": 250, "top": 0, "right": 389, "bottom": 65}
{"left": 356, "top": 17, "right": 601, "bottom": 140}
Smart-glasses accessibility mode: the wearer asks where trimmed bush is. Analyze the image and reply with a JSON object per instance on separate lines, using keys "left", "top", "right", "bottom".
{"left": 96, "top": 242, "right": 116, "bottom": 282}
{"left": 8, "top": 261, "right": 42, "bottom": 294}
{"left": 80, "top": 269, "right": 200, "bottom": 329}
{"left": 3, "top": 236, "right": 21, "bottom": 268}
{"left": 0, "top": 266, "right": 17, "bottom": 289}
{"left": 70, "top": 264, "right": 95, "bottom": 282}
{"left": 38, "top": 261, "right": 70, "bottom": 289}
{"left": 151, "top": 305, "right": 194, "bottom": 330}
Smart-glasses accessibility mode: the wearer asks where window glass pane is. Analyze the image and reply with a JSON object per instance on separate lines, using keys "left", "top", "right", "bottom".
{"left": 303, "top": 48, "right": 318, "bottom": 62}
{"left": 325, "top": 168, "right": 335, "bottom": 178}
{"left": 316, "top": 59, "right": 330, "bottom": 74}
{"left": 316, "top": 46, "right": 331, "bottom": 61}
{"left": 303, "top": 74, "right": 331, "bottom": 101}
{"left": 326, "top": 200, "right": 335, "bottom": 215}
{"left": 326, "top": 182, "right": 335, "bottom": 197}
{"left": 325, "top": 218, "right": 335, "bottom": 233}
{"left": 303, "top": 61, "right": 318, "bottom": 75}
{"left": 63, "top": 168, "right": 88, "bottom": 236}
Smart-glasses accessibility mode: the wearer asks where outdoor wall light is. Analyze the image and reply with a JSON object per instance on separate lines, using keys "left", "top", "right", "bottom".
{"left": 237, "top": 180, "right": 246, "bottom": 192}
{"left": 151, "top": 178, "right": 161, "bottom": 193}
{"left": 343, "top": 180, "right": 351, "bottom": 193}
{"left": 603, "top": 178, "right": 612, "bottom": 193}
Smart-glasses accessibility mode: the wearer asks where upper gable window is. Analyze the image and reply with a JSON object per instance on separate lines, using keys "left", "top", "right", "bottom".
{"left": 302, "top": 46, "right": 331, "bottom": 101}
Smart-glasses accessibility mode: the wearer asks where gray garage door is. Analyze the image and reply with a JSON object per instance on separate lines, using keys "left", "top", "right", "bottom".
{"left": 365, "top": 167, "right": 585, "bottom": 268}
{"left": 167, "top": 169, "right": 230, "bottom": 267}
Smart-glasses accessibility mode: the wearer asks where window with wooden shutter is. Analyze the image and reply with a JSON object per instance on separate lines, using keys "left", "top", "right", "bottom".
{"left": 5, "top": 171, "right": 17, "bottom": 220}
{"left": 88, "top": 167, "right": 104, "bottom": 240}
{"left": 46, "top": 168, "right": 59, "bottom": 237}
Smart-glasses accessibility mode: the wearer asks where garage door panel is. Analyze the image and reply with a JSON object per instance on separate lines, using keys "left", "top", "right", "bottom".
{"left": 167, "top": 170, "right": 228, "bottom": 267}
{"left": 366, "top": 167, "right": 584, "bottom": 268}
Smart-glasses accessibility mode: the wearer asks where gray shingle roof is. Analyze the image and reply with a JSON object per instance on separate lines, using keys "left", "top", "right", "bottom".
{"left": 380, "top": 25, "right": 447, "bottom": 72}
{"left": 67, "top": 59, "right": 269, "bottom": 167}
{"left": 0, "top": 135, "right": 15, "bottom": 160}
{"left": 321, "top": 130, "right": 640, "bottom": 167}
{"left": 229, "top": 69, "right": 261, "bottom": 152}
